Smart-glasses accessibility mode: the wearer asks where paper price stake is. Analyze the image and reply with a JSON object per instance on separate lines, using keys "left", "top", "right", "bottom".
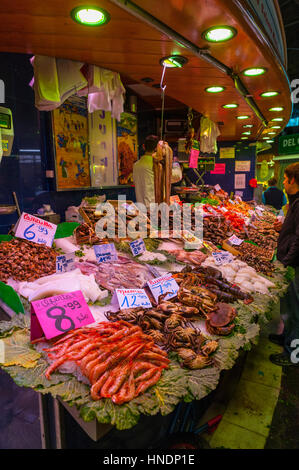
{"left": 30, "top": 290, "right": 95, "bottom": 342}
{"left": 212, "top": 251, "right": 234, "bottom": 266}
{"left": 14, "top": 212, "right": 57, "bottom": 247}
{"left": 129, "top": 238, "right": 146, "bottom": 257}
{"left": 228, "top": 235, "right": 244, "bottom": 246}
{"left": 147, "top": 273, "right": 179, "bottom": 302}
{"left": 112, "top": 289, "right": 152, "bottom": 310}
{"left": 214, "top": 184, "right": 221, "bottom": 192}
{"left": 94, "top": 243, "right": 118, "bottom": 263}
{"left": 56, "top": 253, "right": 76, "bottom": 273}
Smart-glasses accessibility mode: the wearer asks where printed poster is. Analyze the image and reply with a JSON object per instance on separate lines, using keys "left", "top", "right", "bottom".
{"left": 234, "top": 173, "right": 246, "bottom": 189}
{"left": 220, "top": 147, "right": 235, "bottom": 159}
{"left": 89, "top": 110, "right": 118, "bottom": 186}
{"left": 53, "top": 96, "right": 91, "bottom": 190}
{"left": 235, "top": 160, "right": 251, "bottom": 172}
{"left": 117, "top": 112, "right": 138, "bottom": 185}
{"left": 210, "top": 163, "right": 226, "bottom": 175}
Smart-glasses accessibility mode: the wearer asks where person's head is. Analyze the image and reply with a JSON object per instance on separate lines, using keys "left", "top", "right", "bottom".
{"left": 143, "top": 135, "right": 159, "bottom": 154}
{"left": 283, "top": 162, "right": 299, "bottom": 195}
{"left": 268, "top": 177, "right": 277, "bottom": 187}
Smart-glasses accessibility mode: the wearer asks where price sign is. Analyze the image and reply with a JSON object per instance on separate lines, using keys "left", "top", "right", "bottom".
{"left": 129, "top": 238, "right": 146, "bottom": 257}
{"left": 30, "top": 290, "right": 95, "bottom": 341}
{"left": 228, "top": 199, "right": 235, "bottom": 205}
{"left": 14, "top": 212, "right": 57, "bottom": 247}
{"left": 94, "top": 243, "right": 118, "bottom": 263}
{"left": 214, "top": 184, "right": 221, "bottom": 192}
{"left": 112, "top": 289, "right": 152, "bottom": 310}
{"left": 221, "top": 207, "right": 228, "bottom": 213}
{"left": 212, "top": 251, "right": 234, "bottom": 266}
{"left": 170, "top": 195, "right": 181, "bottom": 205}
{"left": 147, "top": 273, "right": 179, "bottom": 302}
{"left": 56, "top": 253, "right": 76, "bottom": 273}
{"left": 256, "top": 206, "right": 265, "bottom": 212}
{"left": 228, "top": 235, "right": 244, "bottom": 246}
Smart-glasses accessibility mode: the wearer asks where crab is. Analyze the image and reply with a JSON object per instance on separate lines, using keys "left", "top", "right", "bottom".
{"left": 177, "top": 348, "right": 213, "bottom": 369}
{"left": 177, "top": 287, "right": 217, "bottom": 316}
{"left": 105, "top": 307, "right": 144, "bottom": 323}
{"left": 205, "top": 302, "right": 237, "bottom": 336}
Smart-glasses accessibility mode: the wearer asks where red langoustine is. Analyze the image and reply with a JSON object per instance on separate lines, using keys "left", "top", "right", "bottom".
{"left": 42, "top": 321, "right": 169, "bottom": 404}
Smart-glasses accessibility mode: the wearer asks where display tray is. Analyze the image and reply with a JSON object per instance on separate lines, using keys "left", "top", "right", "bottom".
{"left": 0, "top": 205, "right": 16, "bottom": 215}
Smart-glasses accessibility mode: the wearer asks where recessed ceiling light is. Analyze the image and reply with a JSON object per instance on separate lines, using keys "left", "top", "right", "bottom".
{"left": 242, "top": 67, "right": 266, "bottom": 77}
{"left": 70, "top": 7, "right": 110, "bottom": 26}
{"left": 243, "top": 124, "right": 253, "bottom": 128}
{"left": 266, "top": 140, "right": 274, "bottom": 143}
{"left": 268, "top": 132, "right": 276, "bottom": 135}
{"left": 271, "top": 125, "right": 281, "bottom": 129}
{"left": 160, "top": 55, "right": 188, "bottom": 68}
{"left": 202, "top": 26, "right": 237, "bottom": 43}
{"left": 241, "top": 137, "right": 248, "bottom": 140}
{"left": 260, "top": 91, "right": 280, "bottom": 97}
{"left": 237, "top": 115, "right": 250, "bottom": 120}
{"left": 272, "top": 117, "right": 284, "bottom": 122}
{"left": 269, "top": 107, "right": 284, "bottom": 112}
{"left": 222, "top": 103, "right": 238, "bottom": 108}
{"left": 242, "top": 131, "right": 251, "bottom": 135}
{"left": 262, "top": 137, "right": 269, "bottom": 140}
{"left": 205, "top": 86, "right": 225, "bottom": 93}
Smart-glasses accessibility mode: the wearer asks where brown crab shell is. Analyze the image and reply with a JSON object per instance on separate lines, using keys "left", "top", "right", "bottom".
{"left": 206, "top": 302, "right": 237, "bottom": 328}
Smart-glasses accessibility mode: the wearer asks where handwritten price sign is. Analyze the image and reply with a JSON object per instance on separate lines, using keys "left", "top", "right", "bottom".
{"left": 14, "top": 212, "right": 57, "bottom": 247}
{"left": 56, "top": 253, "right": 76, "bottom": 273}
{"left": 94, "top": 243, "right": 118, "bottom": 263}
{"left": 147, "top": 273, "right": 179, "bottom": 302}
{"left": 212, "top": 251, "right": 234, "bottom": 266}
{"left": 228, "top": 235, "right": 244, "bottom": 246}
{"left": 112, "top": 288, "right": 152, "bottom": 310}
{"left": 30, "top": 290, "right": 95, "bottom": 341}
{"left": 129, "top": 238, "right": 146, "bottom": 257}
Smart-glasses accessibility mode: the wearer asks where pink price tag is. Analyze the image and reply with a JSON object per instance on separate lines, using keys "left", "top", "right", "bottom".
{"left": 189, "top": 148, "right": 199, "bottom": 168}
{"left": 30, "top": 290, "right": 95, "bottom": 342}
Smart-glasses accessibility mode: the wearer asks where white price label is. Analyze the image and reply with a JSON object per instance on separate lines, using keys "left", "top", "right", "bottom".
{"left": 14, "top": 212, "right": 57, "bottom": 248}
{"left": 94, "top": 243, "right": 118, "bottom": 263}
{"left": 212, "top": 251, "right": 234, "bottom": 265}
{"left": 112, "top": 288, "right": 152, "bottom": 310}
{"left": 228, "top": 235, "right": 244, "bottom": 246}
{"left": 147, "top": 273, "right": 179, "bottom": 302}
{"left": 129, "top": 238, "right": 146, "bottom": 257}
{"left": 214, "top": 184, "right": 221, "bottom": 192}
{"left": 56, "top": 253, "right": 76, "bottom": 273}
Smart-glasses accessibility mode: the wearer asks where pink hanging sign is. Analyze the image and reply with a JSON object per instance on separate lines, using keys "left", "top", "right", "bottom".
{"left": 30, "top": 290, "right": 95, "bottom": 342}
{"left": 188, "top": 148, "right": 199, "bottom": 168}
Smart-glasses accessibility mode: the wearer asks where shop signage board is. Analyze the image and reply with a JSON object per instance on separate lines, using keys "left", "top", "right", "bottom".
{"left": 210, "top": 163, "right": 226, "bottom": 175}
{"left": 129, "top": 238, "right": 146, "bottom": 257}
{"left": 56, "top": 253, "right": 76, "bottom": 273}
{"left": 30, "top": 290, "right": 95, "bottom": 341}
{"left": 147, "top": 273, "right": 179, "bottom": 302}
{"left": 89, "top": 110, "right": 118, "bottom": 186}
{"left": 112, "top": 288, "right": 152, "bottom": 310}
{"left": 219, "top": 147, "right": 235, "bottom": 159}
{"left": 235, "top": 160, "right": 251, "bottom": 172}
{"left": 94, "top": 243, "right": 118, "bottom": 263}
{"left": 14, "top": 212, "right": 57, "bottom": 247}
{"left": 279, "top": 134, "right": 299, "bottom": 155}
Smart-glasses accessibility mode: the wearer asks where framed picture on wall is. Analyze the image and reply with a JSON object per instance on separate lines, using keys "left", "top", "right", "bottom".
{"left": 52, "top": 96, "right": 91, "bottom": 191}
{"left": 117, "top": 112, "right": 138, "bottom": 185}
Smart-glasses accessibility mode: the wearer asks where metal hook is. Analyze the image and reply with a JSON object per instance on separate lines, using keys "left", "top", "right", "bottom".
{"left": 160, "top": 64, "right": 167, "bottom": 140}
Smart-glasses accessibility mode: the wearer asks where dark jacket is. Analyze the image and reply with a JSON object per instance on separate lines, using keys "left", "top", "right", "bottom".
{"left": 277, "top": 191, "right": 299, "bottom": 267}
{"left": 262, "top": 186, "right": 287, "bottom": 210}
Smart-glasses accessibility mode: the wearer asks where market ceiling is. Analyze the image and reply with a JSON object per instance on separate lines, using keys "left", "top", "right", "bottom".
{"left": 0, "top": 0, "right": 292, "bottom": 141}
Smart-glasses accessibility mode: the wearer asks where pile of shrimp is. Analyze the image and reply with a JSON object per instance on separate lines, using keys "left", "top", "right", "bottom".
{"left": 43, "top": 320, "right": 170, "bottom": 405}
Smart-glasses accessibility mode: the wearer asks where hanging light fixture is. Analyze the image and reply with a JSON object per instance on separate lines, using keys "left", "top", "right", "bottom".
{"left": 160, "top": 55, "right": 188, "bottom": 68}
{"left": 242, "top": 67, "right": 267, "bottom": 77}
{"left": 202, "top": 26, "right": 237, "bottom": 43}
{"left": 70, "top": 6, "right": 110, "bottom": 26}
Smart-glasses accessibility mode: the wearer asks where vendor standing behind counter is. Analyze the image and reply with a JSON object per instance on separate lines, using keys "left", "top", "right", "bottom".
{"left": 133, "top": 135, "right": 182, "bottom": 207}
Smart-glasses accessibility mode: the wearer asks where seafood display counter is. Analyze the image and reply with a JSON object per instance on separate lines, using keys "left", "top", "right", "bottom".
{"left": 0, "top": 191, "right": 291, "bottom": 446}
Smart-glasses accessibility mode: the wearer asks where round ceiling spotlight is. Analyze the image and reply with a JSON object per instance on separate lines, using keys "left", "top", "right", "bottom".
{"left": 202, "top": 26, "right": 237, "bottom": 43}
{"left": 260, "top": 91, "right": 280, "bottom": 98}
{"left": 70, "top": 6, "right": 110, "bottom": 26}
{"left": 222, "top": 103, "right": 238, "bottom": 109}
{"left": 242, "top": 67, "right": 267, "bottom": 77}
{"left": 237, "top": 115, "right": 250, "bottom": 120}
{"left": 205, "top": 86, "right": 225, "bottom": 93}
{"left": 243, "top": 124, "right": 253, "bottom": 128}
{"left": 272, "top": 117, "right": 284, "bottom": 122}
{"left": 269, "top": 107, "right": 284, "bottom": 112}
{"left": 160, "top": 55, "right": 188, "bottom": 68}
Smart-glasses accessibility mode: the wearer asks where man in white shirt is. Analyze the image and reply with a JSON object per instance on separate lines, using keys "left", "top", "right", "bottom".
{"left": 133, "top": 135, "right": 182, "bottom": 207}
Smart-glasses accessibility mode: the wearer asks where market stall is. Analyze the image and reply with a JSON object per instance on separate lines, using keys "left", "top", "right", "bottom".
{"left": 0, "top": 0, "right": 293, "bottom": 448}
